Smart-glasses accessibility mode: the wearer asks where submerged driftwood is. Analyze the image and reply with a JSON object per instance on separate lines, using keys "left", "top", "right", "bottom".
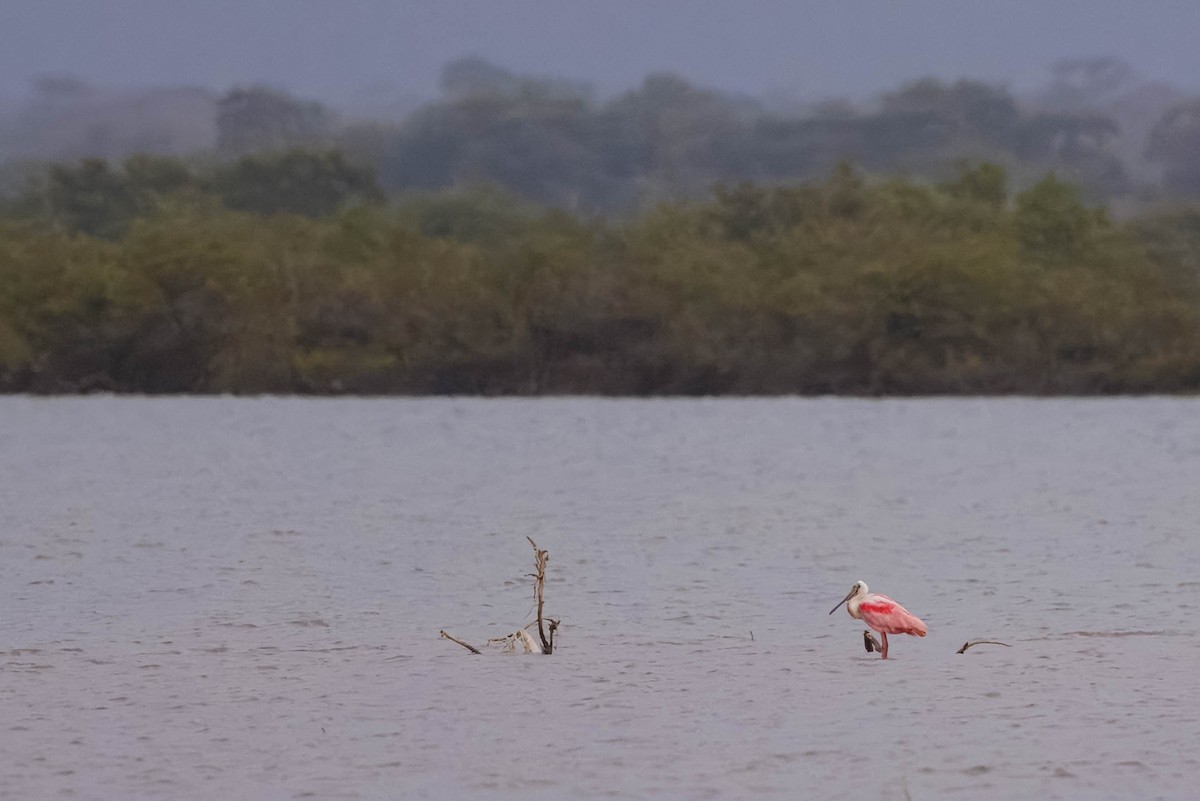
{"left": 440, "top": 537, "right": 560, "bottom": 656}
{"left": 956, "top": 640, "right": 1012, "bottom": 654}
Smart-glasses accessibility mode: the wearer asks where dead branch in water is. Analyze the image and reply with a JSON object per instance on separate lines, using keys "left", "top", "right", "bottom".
{"left": 956, "top": 640, "right": 1012, "bottom": 654}
{"left": 526, "top": 536, "right": 555, "bottom": 654}
{"left": 439, "top": 630, "right": 482, "bottom": 654}
{"left": 440, "top": 538, "right": 560, "bottom": 656}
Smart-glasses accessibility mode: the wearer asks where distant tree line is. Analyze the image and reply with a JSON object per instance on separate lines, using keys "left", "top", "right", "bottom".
{"left": 346, "top": 61, "right": 1139, "bottom": 211}
{"left": 2, "top": 157, "right": 1199, "bottom": 395}
{"left": 11, "top": 57, "right": 1200, "bottom": 212}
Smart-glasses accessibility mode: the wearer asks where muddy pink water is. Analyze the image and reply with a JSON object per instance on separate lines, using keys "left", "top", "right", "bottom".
{"left": 2, "top": 397, "right": 1198, "bottom": 800}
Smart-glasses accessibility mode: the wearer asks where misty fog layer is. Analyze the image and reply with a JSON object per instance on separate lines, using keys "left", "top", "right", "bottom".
{"left": 3, "top": 57, "right": 1200, "bottom": 210}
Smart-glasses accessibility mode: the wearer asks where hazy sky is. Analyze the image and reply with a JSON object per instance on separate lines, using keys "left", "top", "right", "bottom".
{"left": 3, "top": 0, "right": 1200, "bottom": 104}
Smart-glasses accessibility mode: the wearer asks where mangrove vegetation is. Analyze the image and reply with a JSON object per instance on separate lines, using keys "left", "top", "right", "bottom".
{"left": 1, "top": 155, "right": 1199, "bottom": 395}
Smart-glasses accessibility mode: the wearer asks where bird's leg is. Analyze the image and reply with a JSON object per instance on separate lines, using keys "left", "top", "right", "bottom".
{"left": 880, "top": 632, "right": 889, "bottom": 659}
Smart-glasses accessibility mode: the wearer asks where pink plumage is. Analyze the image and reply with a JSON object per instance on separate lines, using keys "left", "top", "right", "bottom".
{"left": 829, "top": 580, "right": 927, "bottom": 659}
{"left": 858, "top": 594, "right": 927, "bottom": 637}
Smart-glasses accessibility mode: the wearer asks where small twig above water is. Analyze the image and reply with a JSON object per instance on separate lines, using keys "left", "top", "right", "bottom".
{"left": 527, "top": 536, "right": 554, "bottom": 654}
{"left": 439, "top": 630, "right": 482, "bottom": 654}
{"left": 486, "top": 629, "right": 543, "bottom": 654}
{"left": 956, "top": 640, "right": 1012, "bottom": 654}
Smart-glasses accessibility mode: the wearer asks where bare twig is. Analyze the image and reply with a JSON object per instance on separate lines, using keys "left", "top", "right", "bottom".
{"left": 439, "top": 630, "right": 482, "bottom": 654}
{"left": 485, "top": 634, "right": 518, "bottom": 652}
{"left": 527, "top": 536, "right": 552, "bottom": 654}
{"left": 957, "top": 640, "right": 1012, "bottom": 654}
{"left": 486, "top": 629, "right": 543, "bottom": 654}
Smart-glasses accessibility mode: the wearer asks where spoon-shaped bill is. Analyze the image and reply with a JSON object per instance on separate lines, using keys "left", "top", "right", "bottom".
{"left": 828, "top": 586, "right": 857, "bottom": 615}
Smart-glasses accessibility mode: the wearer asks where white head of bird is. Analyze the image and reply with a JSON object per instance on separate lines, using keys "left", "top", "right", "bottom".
{"left": 828, "top": 580, "right": 868, "bottom": 618}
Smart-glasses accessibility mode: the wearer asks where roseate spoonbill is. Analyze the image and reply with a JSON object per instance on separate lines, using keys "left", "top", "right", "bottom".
{"left": 828, "top": 580, "right": 927, "bottom": 659}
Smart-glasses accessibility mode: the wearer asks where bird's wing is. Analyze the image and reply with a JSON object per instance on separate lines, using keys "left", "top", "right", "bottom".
{"left": 860, "top": 594, "right": 927, "bottom": 636}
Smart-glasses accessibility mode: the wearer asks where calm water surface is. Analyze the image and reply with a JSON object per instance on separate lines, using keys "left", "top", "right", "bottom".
{"left": 1, "top": 397, "right": 1198, "bottom": 800}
